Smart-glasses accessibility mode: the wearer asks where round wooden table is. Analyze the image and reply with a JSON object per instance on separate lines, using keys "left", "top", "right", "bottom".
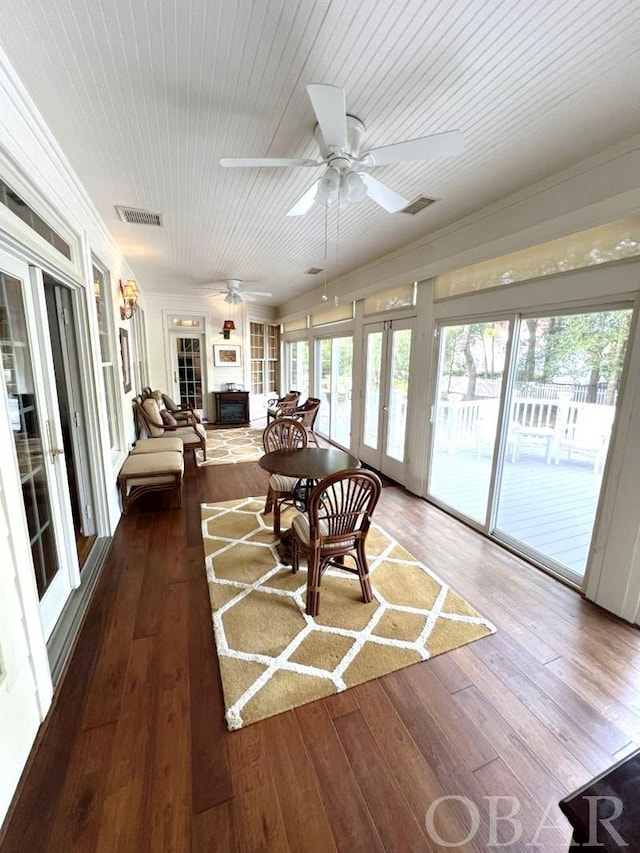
{"left": 259, "top": 447, "right": 361, "bottom": 480}
{"left": 259, "top": 448, "right": 361, "bottom": 561}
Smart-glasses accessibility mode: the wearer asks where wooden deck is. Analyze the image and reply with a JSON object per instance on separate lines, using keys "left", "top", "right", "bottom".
{"left": 430, "top": 446, "right": 604, "bottom": 575}
{"left": 1, "top": 456, "right": 640, "bottom": 851}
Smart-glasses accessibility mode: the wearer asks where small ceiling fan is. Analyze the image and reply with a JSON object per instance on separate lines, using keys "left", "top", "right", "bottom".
{"left": 193, "top": 279, "right": 273, "bottom": 304}
{"left": 220, "top": 83, "right": 463, "bottom": 216}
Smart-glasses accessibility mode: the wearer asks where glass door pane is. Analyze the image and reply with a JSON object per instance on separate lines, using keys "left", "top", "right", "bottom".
{"left": 0, "top": 260, "right": 79, "bottom": 643}
{"left": 316, "top": 336, "right": 353, "bottom": 446}
{"left": 428, "top": 321, "right": 511, "bottom": 524}
{"left": 287, "top": 340, "right": 309, "bottom": 400}
{"left": 1, "top": 272, "right": 61, "bottom": 598}
{"left": 385, "top": 327, "right": 411, "bottom": 462}
{"left": 362, "top": 327, "right": 383, "bottom": 452}
{"left": 360, "top": 321, "right": 412, "bottom": 479}
{"left": 45, "top": 279, "right": 96, "bottom": 566}
{"left": 175, "top": 336, "right": 203, "bottom": 408}
{"left": 494, "top": 309, "right": 632, "bottom": 580}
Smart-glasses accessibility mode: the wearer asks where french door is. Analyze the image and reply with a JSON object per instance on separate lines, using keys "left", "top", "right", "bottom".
{"left": 315, "top": 335, "right": 353, "bottom": 447}
{"left": 427, "top": 309, "right": 632, "bottom": 584}
{"left": 359, "top": 319, "right": 412, "bottom": 481}
{"left": 172, "top": 335, "right": 204, "bottom": 410}
{"left": 0, "top": 249, "right": 79, "bottom": 638}
{"left": 44, "top": 276, "right": 96, "bottom": 565}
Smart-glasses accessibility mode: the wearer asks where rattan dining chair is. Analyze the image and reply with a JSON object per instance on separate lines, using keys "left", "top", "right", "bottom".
{"left": 266, "top": 390, "right": 301, "bottom": 423}
{"left": 262, "top": 417, "right": 308, "bottom": 535}
{"left": 292, "top": 397, "right": 321, "bottom": 446}
{"left": 290, "top": 468, "right": 382, "bottom": 616}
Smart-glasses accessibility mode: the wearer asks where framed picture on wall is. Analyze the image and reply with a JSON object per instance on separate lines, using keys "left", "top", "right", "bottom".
{"left": 119, "top": 327, "right": 131, "bottom": 393}
{"left": 213, "top": 344, "right": 241, "bottom": 367}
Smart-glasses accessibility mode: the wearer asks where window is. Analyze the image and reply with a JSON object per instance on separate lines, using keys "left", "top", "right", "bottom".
{"left": 287, "top": 339, "right": 309, "bottom": 399}
{"left": 434, "top": 215, "right": 640, "bottom": 298}
{"left": 0, "top": 178, "right": 72, "bottom": 260}
{"left": 250, "top": 322, "right": 279, "bottom": 396}
{"left": 92, "top": 261, "right": 120, "bottom": 452}
{"left": 363, "top": 283, "right": 416, "bottom": 314}
{"left": 132, "top": 306, "right": 149, "bottom": 391}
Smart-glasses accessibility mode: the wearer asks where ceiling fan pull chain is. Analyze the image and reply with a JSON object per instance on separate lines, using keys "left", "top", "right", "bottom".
{"left": 322, "top": 203, "right": 329, "bottom": 301}
{"left": 334, "top": 201, "right": 340, "bottom": 306}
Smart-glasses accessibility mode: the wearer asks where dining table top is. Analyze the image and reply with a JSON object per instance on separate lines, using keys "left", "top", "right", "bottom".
{"left": 258, "top": 447, "right": 361, "bottom": 479}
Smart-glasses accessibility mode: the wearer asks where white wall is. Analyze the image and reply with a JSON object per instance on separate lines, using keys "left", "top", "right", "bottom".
{"left": 0, "top": 48, "right": 145, "bottom": 825}
{"left": 144, "top": 293, "right": 277, "bottom": 421}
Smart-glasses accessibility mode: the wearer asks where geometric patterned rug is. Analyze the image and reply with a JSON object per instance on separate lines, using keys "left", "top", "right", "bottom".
{"left": 195, "top": 427, "right": 265, "bottom": 466}
{"left": 201, "top": 497, "right": 496, "bottom": 730}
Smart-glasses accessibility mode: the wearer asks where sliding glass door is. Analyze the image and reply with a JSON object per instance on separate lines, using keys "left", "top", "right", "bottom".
{"left": 428, "top": 309, "right": 632, "bottom": 583}
{"left": 429, "top": 320, "right": 511, "bottom": 523}
{"left": 493, "top": 309, "right": 631, "bottom": 581}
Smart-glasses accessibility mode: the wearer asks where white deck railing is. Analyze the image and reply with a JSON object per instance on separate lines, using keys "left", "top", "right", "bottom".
{"left": 434, "top": 397, "right": 615, "bottom": 471}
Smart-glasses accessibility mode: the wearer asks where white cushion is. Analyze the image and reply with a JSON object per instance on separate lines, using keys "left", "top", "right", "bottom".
{"left": 131, "top": 437, "right": 183, "bottom": 454}
{"left": 291, "top": 512, "right": 311, "bottom": 545}
{"left": 175, "top": 423, "right": 206, "bottom": 445}
{"left": 292, "top": 512, "right": 356, "bottom": 551}
{"left": 269, "top": 473, "right": 298, "bottom": 493}
{"left": 119, "top": 451, "right": 183, "bottom": 477}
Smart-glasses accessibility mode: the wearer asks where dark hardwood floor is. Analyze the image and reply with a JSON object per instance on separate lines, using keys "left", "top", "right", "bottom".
{"left": 2, "top": 454, "right": 640, "bottom": 851}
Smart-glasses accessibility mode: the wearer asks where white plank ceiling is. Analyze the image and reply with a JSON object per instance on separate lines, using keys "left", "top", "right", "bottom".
{"left": 0, "top": 0, "right": 639, "bottom": 305}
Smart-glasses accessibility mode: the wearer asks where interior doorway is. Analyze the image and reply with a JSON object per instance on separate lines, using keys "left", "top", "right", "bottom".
{"left": 172, "top": 335, "right": 204, "bottom": 411}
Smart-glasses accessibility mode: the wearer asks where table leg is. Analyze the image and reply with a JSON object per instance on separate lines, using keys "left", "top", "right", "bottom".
{"left": 276, "top": 529, "right": 294, "bottom": 565}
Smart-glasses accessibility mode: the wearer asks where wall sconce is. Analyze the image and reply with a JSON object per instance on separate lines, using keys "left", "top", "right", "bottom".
{"left": 119, "top": 279, "right": 139, "bottom": 320}
{"left": 221, "top": 319, "right": 236, "bottom": 339}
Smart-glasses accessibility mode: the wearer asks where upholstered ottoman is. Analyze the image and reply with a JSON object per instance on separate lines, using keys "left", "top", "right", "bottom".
{"left": 118, "top": 451, "right": 184, "bottom": 514}
{"left": 130, "top": 437, "right": 184, "bottom": 454}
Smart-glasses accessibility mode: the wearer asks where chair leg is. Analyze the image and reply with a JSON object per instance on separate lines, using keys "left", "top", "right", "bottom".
{"left": 355, "top": 541, "right": 373, "bottom": 604}
{"left": 264, "top": 485, "right": 274, "bottom": 514}
{"left": 291, "top": 536, "right": 299, "bottom": 574}
{"left": 306, "top": 552, "right": 322, "bottom": 616}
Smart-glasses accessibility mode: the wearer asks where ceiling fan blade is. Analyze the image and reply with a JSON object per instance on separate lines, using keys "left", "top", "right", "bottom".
{"left": 243, "top": 291, "right": 273, "bottom": 298}
{"left": 286, "top": 180, "right": 319, "bottom": 216}
{"left": 363, "top": 129, "right": 464, "bottom": 165}
{"left": 359, "top": 173, "right": 409, "bottom": 213}
{"left": 219, "top": 157, "right": 319, "bottom": 168}
{"left": 307, "top": 84, "right": 347, "bottom": 151}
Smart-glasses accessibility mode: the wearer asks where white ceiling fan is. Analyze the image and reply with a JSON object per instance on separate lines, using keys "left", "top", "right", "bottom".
{"left": 193, "top": 278, "right": 273, "bottom": 303}
{"left": 220, "top": 83, "right": 463, "bottom": 216}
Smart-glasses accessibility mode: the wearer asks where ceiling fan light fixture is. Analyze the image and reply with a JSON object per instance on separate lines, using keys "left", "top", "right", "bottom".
{"left": 316, "top": 166, "right": 340, "bottom": 206}
{"left": 224, "top": 291, "right": 242, "bottom": 304}
{"left": 343, "top": 170, "right": 367, "bottom": 203}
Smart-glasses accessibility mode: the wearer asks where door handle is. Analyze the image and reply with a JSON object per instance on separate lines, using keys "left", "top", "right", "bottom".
{"left": 45, "top": 420, "right": 65, "bottom": 463}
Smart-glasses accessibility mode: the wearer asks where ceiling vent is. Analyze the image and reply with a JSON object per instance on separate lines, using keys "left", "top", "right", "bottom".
{"left": 305, "top": 267, "right": 323, "bottom": 275}
{"left": 116, "top": 205, "right": 163, "bottom": 226}
{"left": 400, "top": 196, "right": 437, "bottom": 215}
